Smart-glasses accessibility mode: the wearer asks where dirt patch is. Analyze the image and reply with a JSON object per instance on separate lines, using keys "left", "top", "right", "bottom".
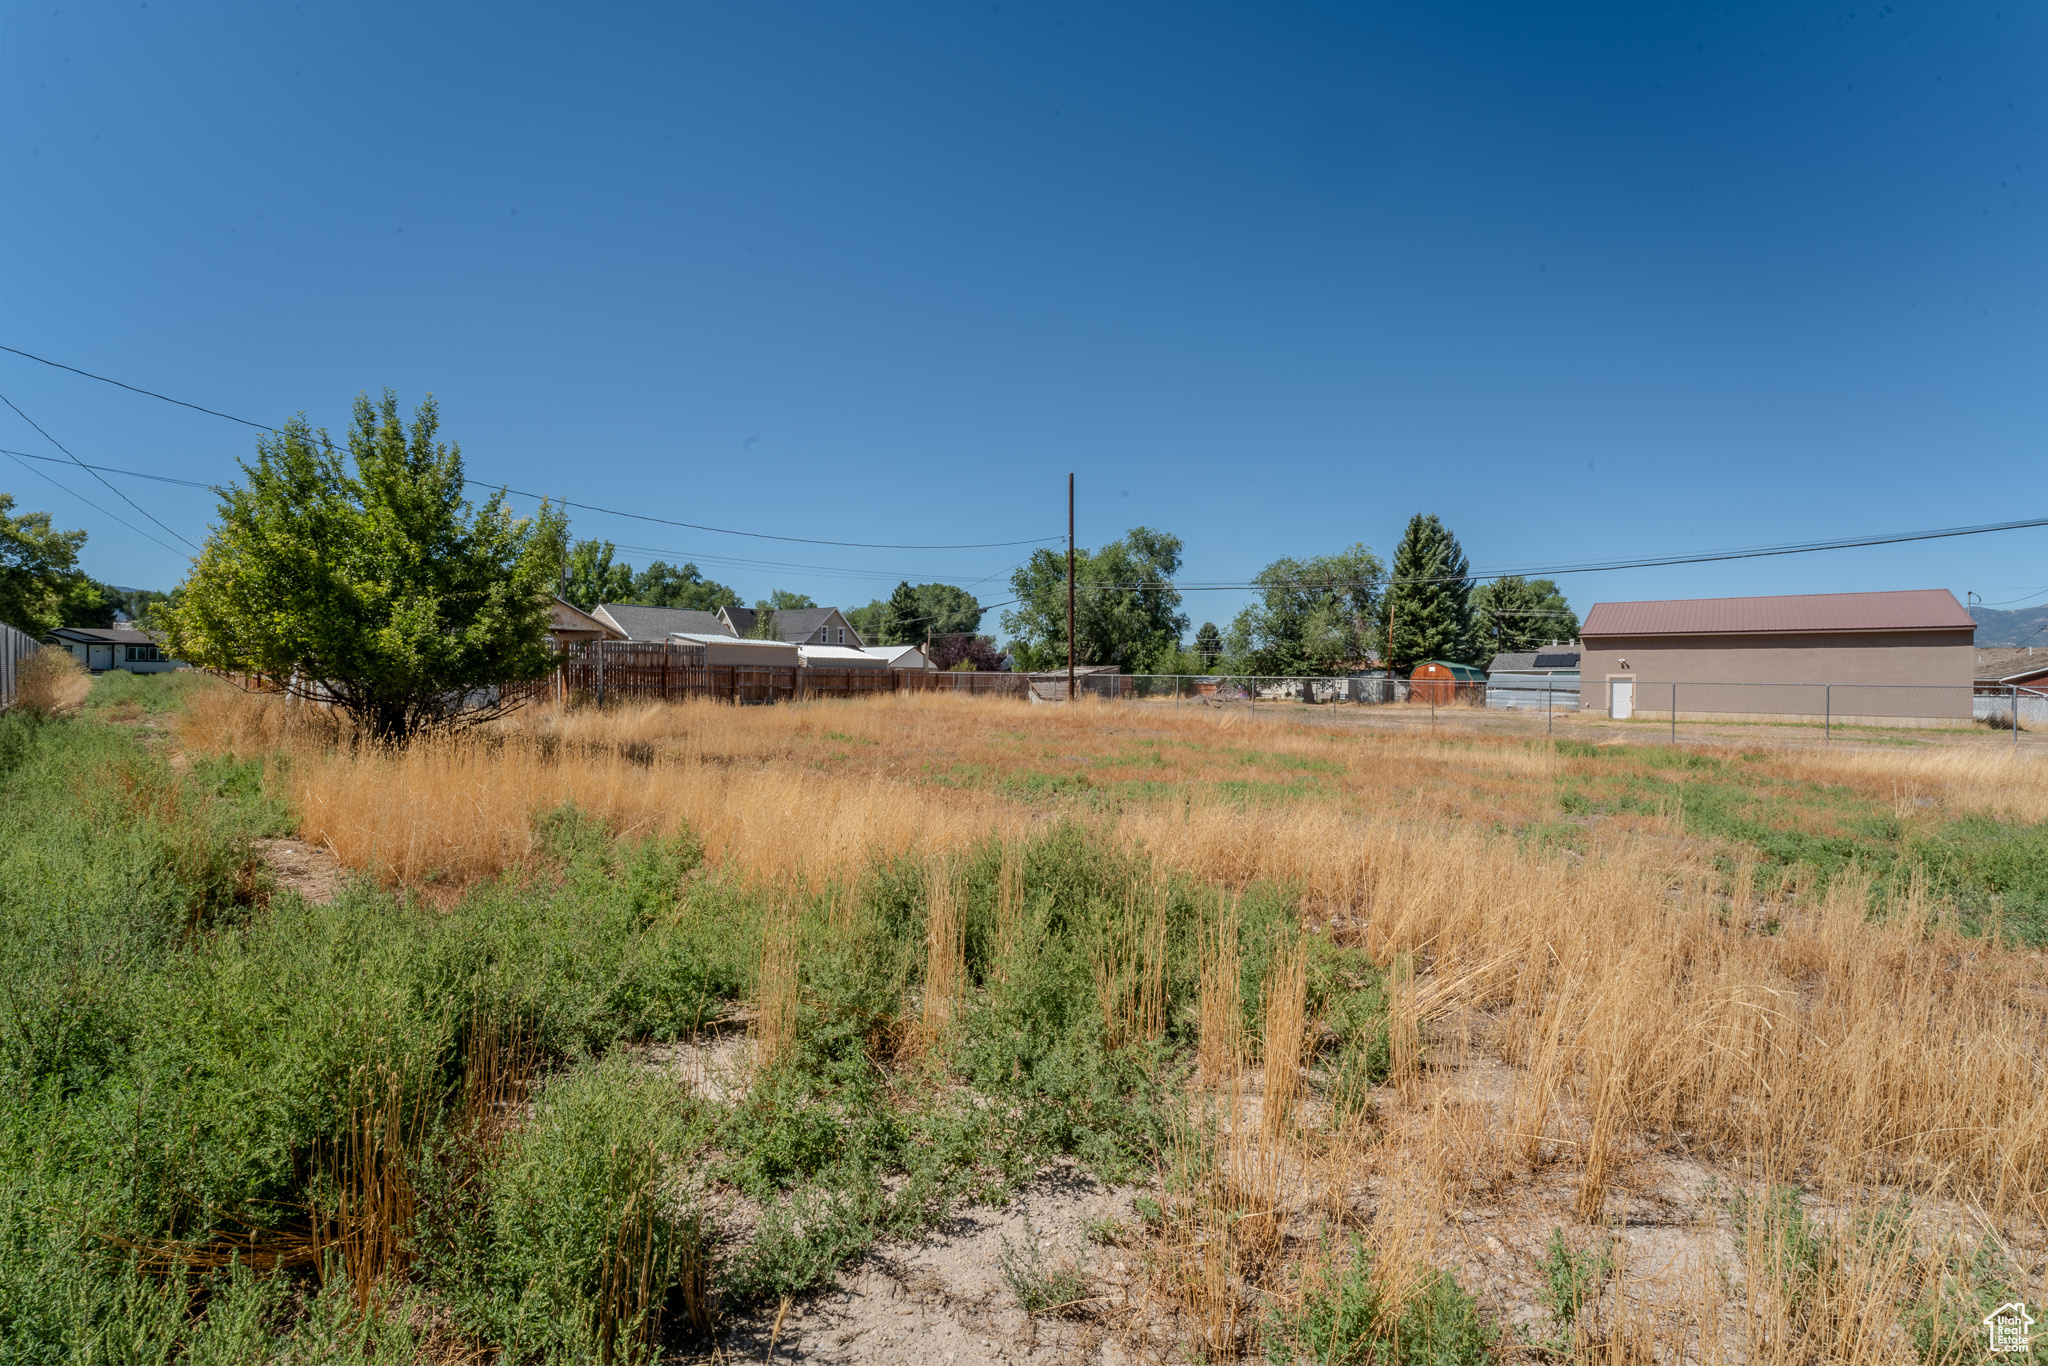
{"left": 718, "top": 1166, "right": 1143, "bottom": 1364}
{"left": 252, "top": 837, "right": 343, "bottom": 905}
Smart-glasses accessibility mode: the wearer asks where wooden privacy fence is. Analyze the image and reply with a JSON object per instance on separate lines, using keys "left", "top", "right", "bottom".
{"left": 0, "top": 623, "right": 40, "bottom": 710}
{"left": 509, "top": 640, "right": 1038, "bottom": 707}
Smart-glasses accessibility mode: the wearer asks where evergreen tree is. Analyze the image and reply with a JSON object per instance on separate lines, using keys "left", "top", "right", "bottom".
{"left": 1193, "top": 621, "right": 1222, "bottom": 665}
{"left": 1470, "top": 575, "right": 1578, "bottom": 659}
{"left": 1377, "top": 514, "right": 1474, "bottom": 672}
{"left": 884, "top": 580, "right": 923, "bottom": 645}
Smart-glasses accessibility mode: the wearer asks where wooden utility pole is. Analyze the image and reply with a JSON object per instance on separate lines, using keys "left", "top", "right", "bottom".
{"left": 1067, "top": 473, "right": 1076, "bottom": 703}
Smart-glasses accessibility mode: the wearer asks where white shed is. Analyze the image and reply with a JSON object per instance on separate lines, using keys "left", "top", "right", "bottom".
{"left": 861, "top": 645, "right": 931, "bottom": 671}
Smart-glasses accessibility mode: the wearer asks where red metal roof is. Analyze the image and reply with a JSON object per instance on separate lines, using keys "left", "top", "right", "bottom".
{"left": 1582, "top": 589, "right": 1973, "bottom": 638}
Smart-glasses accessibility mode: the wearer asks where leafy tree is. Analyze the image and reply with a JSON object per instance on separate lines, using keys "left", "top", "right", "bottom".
{"left": 877, "top": 581, "right": 983, "bottom": 645}
{"left": 1377, "top": 514, "right": 1474, "bottom": 672}
{"left": 1470, "top": 575, "right": 1578, "bottom": 659}
{"left": 747, "top": 590, "right": 815, "bottom": 640}
{"left": 159, "top": 391, "right": 567, "bottom": 744}
{"left": 1225, "top": 544, "right": 1383, "bottom": 675}
{"left": 927, "top": 633, "right": 1004, "bottom": 671}
{"left": 103, "top": 584, "right": 171, "bottom": 626}
{"left": 1002, "top": 527, "right": 1188, "bottom": 674}
{"left": 57, "top": 577, "right": 118, "bottom": 629}
{"left": 846, "top": 598, "right": 887, "bottom": 644}
{"left": 0, "top": 494, "right": 89, "bottom": 637}
{"left": 562, "top": 538, "right": 635, "bottom": 612}
{"left": 630, "top": 560, "right": 739, "bottom": 612}
{"left": 1193, "top": 621, "right": 1222, "bottom": 665}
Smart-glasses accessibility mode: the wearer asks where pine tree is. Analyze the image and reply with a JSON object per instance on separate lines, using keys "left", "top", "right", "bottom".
{"left": 1377, "top": 514, "right": 1474, "bottom": 673}
{"left": 885, "top": 580, "right": 923, "bottom": 645}
{"left": 1193, "top": 621, "right": 1222, "bottom": 664}
{"left": 1470, "top": 575, "right": 1578, "bottom": 658}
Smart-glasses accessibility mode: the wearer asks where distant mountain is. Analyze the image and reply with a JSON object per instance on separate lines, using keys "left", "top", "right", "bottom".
{"left": 1970, "top": 605, "right": 2048, "bottom": 646}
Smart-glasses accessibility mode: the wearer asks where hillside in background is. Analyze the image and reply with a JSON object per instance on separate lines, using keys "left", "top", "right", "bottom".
{"left": 1970, "top": 605, "right": 2048, "bottom": 646}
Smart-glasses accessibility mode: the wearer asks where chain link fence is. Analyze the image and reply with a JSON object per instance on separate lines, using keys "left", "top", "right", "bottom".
{"left": 1030, "top": 672, "right": 2044, "bottom": 746}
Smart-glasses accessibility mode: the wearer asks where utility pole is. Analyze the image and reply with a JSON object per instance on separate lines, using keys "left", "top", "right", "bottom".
{"left": 1067, "top": 473, "right": 1076, "bottom": 703}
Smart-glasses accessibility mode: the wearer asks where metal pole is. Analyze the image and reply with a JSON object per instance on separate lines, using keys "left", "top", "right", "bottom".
{"left": 1825, "top": 684, "right": 1830, "bottom": 741}
{"left": 1670, "top": 681, "right": 1676, "bottom": 744}
{"left": 1174, "top": 674, "right": 1181, "bottom": 709}
{"left": 1066, "top": 473, "right": 1076, "bottom": 705}
{"left": 2015, "top": 685, "right": 2021, "bottom": 751}
{"left": 1547, "top": 680, "right": 1553, "bottom": 737}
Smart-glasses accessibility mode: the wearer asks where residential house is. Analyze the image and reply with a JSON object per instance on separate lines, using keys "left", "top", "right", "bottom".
{"left": 550, "top": 597, "right": 627, "bottom": 645}
{"left": 717, "top": 605, "right": 864, "bottom": 647}
{"left": 594, "top": 603, "right": 734, "bottom": 642}
{"left": 48, "top": 625, "right": 184, "bottom": 674}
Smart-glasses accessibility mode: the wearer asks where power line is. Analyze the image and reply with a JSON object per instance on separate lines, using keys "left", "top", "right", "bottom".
{"left": 0, "top": 343, "right": 1063, "bottom": 551}
{"left": 1, "top": 448, "right": 216, "bottom": 489}
{"left": 1039, "top": 515, "right": 2048, "bottom": 594}
{"left": 0, "top": 391, "right": 199, "bottom": 550}
{"left": 0, "top": 447, "right": 188, "bottom": 556}
{"left": 0, "top": 345, "right": 275, "bottom": 430}
{"left": 493, "top": 482, "right": 1062, "bottom": 550}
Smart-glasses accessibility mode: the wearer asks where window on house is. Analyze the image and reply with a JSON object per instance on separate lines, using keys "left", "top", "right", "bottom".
{"left": 125, "top": 644, "right": 162, "bottom": 663}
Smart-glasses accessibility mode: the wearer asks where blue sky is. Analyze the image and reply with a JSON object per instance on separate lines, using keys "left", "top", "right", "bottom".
{"left": 4, "top": 1, "right": 2044, "bottom": 633}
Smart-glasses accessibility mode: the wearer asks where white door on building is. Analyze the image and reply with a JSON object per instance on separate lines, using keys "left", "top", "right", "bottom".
{"left": 1610, "top": 677, "right": 1633, "bottom": 720}
{"left": 88, "top": 644, "right": 113, "bottom": 671}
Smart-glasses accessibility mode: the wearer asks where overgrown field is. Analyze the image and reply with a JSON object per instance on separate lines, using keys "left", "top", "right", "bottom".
{"left": 2, "top": 674, "right": 2044, "bottom": 1363}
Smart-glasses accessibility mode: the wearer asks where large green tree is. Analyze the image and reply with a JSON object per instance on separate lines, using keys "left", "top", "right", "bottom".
{"left": 631, "top": 560, "right": 739, "bottom": 612}
{"left": 562, "top": 538, "right": 634, "bottom": 611}
{"left": 1192, "top": 622, "right": 1222, "bottom": 666}
{"left": 747, "top": 589, "right": 815, "bottom": 640}
{"left": 0, "top": 494, "right": 90, "bottom": 637}
{"left": 1470, "top": 575, "right": 1578, "bottom": 659}
{"left": 852, "top": 581, "right": 987, "bottom": 646}
{"left": 1226, "top": 543, "right": 1384, "bottom": 675}
{"left": 159, "top": 391, "right": 567, "bottom": 744}
{"left": 1377, "top": 514, "right": 1475, "bottom": 672}
{"left": 1002, "top": 527, "right": 1187, "bottom": 674}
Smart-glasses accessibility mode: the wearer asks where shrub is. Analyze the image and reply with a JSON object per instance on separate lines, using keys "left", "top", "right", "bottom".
{"left": 1264, "top": 1238, "right": 1495, "bottom": 1366}
{"left": 13, "top": 647, "right": 90, "bottom": 717}
{"left": 467, "top": 1055, "right": 712, "bottom": 1359}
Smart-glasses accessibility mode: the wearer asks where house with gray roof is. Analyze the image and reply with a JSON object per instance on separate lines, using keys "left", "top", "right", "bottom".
{"left": 717, "top": 605, "right": 865, "bottom": 648}
{"left": 593, "top": 603, "right": 736, "bottom": 642}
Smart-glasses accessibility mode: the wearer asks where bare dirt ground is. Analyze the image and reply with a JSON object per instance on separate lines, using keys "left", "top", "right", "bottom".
{"left": 251, "top": 836, "right": 344, "bottom": 904}
{"left": 660, "top": 1016, "right": 2047, "bottom": 1366}
{"left": 717, "top": 1168, "right": 1142, "bottom": 1365}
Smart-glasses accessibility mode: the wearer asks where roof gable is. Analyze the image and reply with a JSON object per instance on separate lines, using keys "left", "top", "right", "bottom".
{"left": 1583, "top": 589, "right": 1973, "bottom": 638}
{"left": 595, "top": 603, "right": 736, "bottom": 642}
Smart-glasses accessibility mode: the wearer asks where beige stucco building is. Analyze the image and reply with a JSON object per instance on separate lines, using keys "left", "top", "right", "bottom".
{"left": 1579, "top": 589, "right": 1975, "bottom": 726}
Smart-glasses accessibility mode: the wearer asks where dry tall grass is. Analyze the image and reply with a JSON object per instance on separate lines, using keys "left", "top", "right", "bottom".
{"left": 15, "top": 647, "right": 92, "bottom": 716}
{"left": 179, "top": 684, "right": 2048, "bottom": 1235}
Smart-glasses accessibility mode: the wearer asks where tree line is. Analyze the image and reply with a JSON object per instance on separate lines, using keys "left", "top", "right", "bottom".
{"left": 998, "top": 515, "right": 1576, "bottom": 677}
{"left": 4, "top": 391, "right": 1577, "bottom": 743}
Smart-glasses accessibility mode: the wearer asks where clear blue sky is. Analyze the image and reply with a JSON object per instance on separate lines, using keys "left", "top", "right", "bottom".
{"left": 5, "top": 1, "right": 2044, "bottom": 633}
